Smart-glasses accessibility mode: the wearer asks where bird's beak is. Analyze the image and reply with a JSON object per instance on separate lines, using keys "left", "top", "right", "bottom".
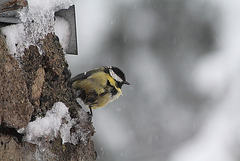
{"left": 124, "top": 81, "right": 130, "bottom": 85}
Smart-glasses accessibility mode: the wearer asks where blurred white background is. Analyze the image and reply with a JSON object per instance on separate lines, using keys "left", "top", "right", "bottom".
{"left": 67, "top": 0, "right": 240, "bottom": 161}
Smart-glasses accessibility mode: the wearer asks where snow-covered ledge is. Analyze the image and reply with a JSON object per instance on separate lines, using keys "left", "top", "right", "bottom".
{"left": 2, "top": 0, "right": 72, "bottom": 57}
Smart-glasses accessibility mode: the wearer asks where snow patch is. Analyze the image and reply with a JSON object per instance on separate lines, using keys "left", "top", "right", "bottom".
{"left": 1, "top": 24, "right": 24, "bottom": 55}
{"left": 23, "top": 102, "right": 69, "bottom": 144}
{"left": 54, "top": 16, "right": 70, "bottom": 52}
{"left": 26, "top": 0, "right": 73, "bottom": 13}
{"left": 19, "top": 102, "right": 88, "bottom": 146}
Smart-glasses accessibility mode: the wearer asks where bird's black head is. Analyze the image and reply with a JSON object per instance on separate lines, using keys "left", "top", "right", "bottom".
{"left": 105, "top": 66, "right": 130, "bottom": 88}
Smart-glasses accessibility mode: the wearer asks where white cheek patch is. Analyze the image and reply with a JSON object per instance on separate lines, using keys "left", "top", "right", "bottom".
{"left": 109, "top": 69, "right": 123, "bottom": 82}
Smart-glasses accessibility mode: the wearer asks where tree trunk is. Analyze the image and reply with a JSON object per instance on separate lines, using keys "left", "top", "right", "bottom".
{"left": 0, "top": 31, "right": 96, "bottom": 160}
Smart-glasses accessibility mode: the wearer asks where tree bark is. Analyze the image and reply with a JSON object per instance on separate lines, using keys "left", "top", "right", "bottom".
{"left": 0, "top": 32, "right": 96, "bottom": 161}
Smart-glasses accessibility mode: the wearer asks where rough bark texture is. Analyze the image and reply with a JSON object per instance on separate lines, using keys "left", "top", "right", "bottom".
{"left": 0, "top": 32, "right": 97, "bottom": 161}
{"left": 0, "top": 33, "right": 34, "bottom": 129}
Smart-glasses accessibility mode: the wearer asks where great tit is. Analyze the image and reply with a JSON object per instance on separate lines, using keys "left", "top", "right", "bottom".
{"left": 70, "top": 66, "right": 130, "bottom": 115}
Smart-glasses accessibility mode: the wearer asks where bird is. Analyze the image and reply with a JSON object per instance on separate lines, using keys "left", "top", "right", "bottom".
{"left": 70, "top": 66, "right": 130, "bottom": 115}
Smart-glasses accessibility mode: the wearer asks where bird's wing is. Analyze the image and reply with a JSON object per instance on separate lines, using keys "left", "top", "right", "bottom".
{"left": 69, "top": 72, "right": 87, "bottom": 83}
{"left": 69, "top": 67, "right": 105, "bottom": 83}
